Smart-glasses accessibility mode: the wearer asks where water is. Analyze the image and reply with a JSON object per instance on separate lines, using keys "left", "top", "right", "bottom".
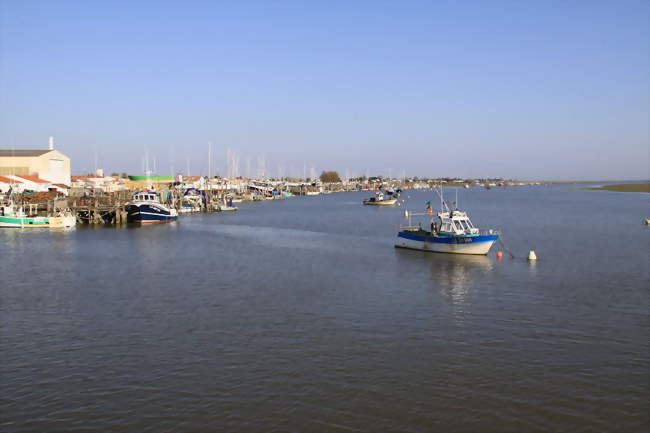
{"left": 1, "top": 186, "right": 648, "bottom": 432}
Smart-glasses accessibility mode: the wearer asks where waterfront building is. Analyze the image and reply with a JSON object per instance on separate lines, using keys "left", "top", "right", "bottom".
{"left": 0, "top": 138, "right": 71, "bottom": 186}
{"left": 0, "top": 174, "right": 62, "bottom": 194}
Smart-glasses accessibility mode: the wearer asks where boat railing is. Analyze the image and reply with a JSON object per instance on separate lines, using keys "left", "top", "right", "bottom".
{"left": 479, "top": 229, "right": 500, "bottom": 235}
{"left": 399, "top": 224, "right": 425, "bottom": 231}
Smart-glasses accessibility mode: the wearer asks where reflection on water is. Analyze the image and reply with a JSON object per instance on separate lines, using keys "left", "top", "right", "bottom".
{"left": 395, "top": 248, "right": 493, "bottom": 305}
{"left": 429, "top": 254, "right": 493, "bottom": 304}
{"left": 528, "top": 259, "right": 538, "bottom": 278}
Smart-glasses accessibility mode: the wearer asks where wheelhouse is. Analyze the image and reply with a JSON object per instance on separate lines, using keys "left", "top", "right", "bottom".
{"left": 133, "top": 191, "right": 160, "bottom": 203}
{"left": 437, "top": 211, "right": 479, "bottom": 236}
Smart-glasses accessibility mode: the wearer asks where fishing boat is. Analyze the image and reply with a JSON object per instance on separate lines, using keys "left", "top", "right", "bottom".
{"left": 363, "top": 191, "right": 397, "bottom": 206}
{"left": 180, "top": 188, "right": 204, "bottom": 213}
{"left": 395, "top": 188, "right": 499, "bottom": 255}
{"left": 0, "top": 200, "right": 76, "bottom": 228}
{"left": 126, "top": 190, "right": 178, "bottom": 224}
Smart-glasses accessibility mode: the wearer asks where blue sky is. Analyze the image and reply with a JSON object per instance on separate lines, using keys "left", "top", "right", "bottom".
{"left": 1, "top": 0, "right": 648, "bottom": 179}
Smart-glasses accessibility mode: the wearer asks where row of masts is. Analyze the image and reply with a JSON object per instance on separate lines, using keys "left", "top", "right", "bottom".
{"left": 116, "top": 144, "right": 411, "bottom": 181}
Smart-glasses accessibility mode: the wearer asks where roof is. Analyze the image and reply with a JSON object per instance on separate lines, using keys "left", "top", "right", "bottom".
{"left": 0, "top": 149, "right": 52, "bottom": 157}
{"left": 15, "top": 175, "right": 49, "bottom": 183}
{"left": 0, "top": 175, "right": 21, "bottom": 183}
{"left": 53, "top": 183, "right": 70, "bottom": 189}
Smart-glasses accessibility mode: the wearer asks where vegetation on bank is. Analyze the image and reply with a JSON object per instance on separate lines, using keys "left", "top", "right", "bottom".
{"left": 585, "top": 183, "right": 650, "bottom": 193}
{"left": 319, "top": 171, "right": 341, "bottom": 183}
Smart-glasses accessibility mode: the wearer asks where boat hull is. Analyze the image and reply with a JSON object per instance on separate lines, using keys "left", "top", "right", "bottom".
{"left": 126, "top": 203, "right": 177, "bottom": 224}
{"left": 395, "top": 231, "right": 498, "bottom": 255}
{"left": 363, "top": 199, "right": 397, "bottom": 206}
{"left": 0, "top": 215, "right": 49, "bottom": 228}
{"left": 0, "top": 215, "right": 76, "bottom": 228}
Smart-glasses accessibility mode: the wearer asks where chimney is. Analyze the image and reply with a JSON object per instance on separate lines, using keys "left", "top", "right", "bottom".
{"left": 48, "top": 136, "right": 54, "bottom": 150}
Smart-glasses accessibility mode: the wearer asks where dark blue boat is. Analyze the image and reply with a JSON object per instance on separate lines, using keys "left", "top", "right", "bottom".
{"left": 126, "top": 191, "right": 178, "bottom": 224}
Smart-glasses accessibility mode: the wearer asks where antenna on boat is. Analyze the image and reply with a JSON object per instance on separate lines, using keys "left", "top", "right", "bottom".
{"left": 432, "top": 185, "right": 451, "bottom": 213}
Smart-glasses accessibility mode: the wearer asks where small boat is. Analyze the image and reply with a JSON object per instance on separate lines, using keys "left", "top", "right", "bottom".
{"left": 644, "top": 218, "right": 650, "bottom": 226}
{"left": 0, "top": 200, "right": 76, "bottom": 228}
{"left": 179, "top": 205, "right": 199, "bottom": 214}
{"left": 126, "top": 190, "right": 178, "bottom": 224}
{"left": 363, "top": 191, "right": 397, "bottom": 206}
{"left": 395, "top": 188, "right": 499, "bottom": 255}
{"left": 215, "top": 197, "right": 239, "bottom": 211}
{"left": 181, "top": 188, "right": 204, "bottom": 212}
{"left": 385, "top": 188, "right": 400, "bottom": 199}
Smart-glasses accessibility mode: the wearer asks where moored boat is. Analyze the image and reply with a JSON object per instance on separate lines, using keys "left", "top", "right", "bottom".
{"left": 0, "top": 200, "right": 76, "bottom": 228}
{"left": 395, "top": 189, "right": 499, "bottom": 255}
{"left": 363, "top": 191, "right": 397, "bottom": 206}
{"left": 216, "top": 197, "right": 238, "bottom": 211}
{"left": 126, "top": 190, "right": 178, "bottom": 224}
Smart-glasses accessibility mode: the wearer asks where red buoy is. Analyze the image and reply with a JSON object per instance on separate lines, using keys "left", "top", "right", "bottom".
{"left": 496, "top": 251, "right": 504, "bottom": 260}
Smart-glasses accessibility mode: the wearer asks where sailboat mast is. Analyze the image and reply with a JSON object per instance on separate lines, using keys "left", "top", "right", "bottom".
{"left": 208, "top": 142, "right": 212, "bottom": 179}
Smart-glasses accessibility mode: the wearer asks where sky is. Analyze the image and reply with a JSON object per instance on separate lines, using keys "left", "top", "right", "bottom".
{"left": 0, "top": 0, "right": 648, "bottom": 180}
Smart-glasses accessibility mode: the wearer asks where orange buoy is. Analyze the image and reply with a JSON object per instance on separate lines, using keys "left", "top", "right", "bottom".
{"left": 496, "top": 251, "right": 503, "bottom": 260}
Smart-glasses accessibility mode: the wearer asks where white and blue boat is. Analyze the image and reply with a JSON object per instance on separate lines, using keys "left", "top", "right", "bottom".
{"left": 395, "top": 189, "right": 499, "bottom": 255}
{"left": 126, "top": 190, "right": 178, "bottom": 224}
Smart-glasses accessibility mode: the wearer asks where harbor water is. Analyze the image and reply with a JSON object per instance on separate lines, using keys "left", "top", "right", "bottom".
{"left": 1, "top": 186, "right": 648, "bottom": 432}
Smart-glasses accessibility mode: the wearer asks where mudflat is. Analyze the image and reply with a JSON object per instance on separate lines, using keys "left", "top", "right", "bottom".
{"left": 585, "top": 183, "right": 650, "bottom": 193}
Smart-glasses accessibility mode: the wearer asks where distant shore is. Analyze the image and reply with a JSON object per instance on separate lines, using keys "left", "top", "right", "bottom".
{"left": 584, "top": 183, "right": 650, "bottom": 193}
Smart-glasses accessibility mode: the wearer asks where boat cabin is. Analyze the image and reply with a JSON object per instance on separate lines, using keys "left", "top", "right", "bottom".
{"left": 436, "top": 211, "right": 479, "bottom": 236}
{"left": 132, "top": 191, "right": 160, "bottom": 203}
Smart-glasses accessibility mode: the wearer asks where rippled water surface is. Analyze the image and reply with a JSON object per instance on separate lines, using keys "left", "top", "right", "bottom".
{"left": 1, "top": 186, "right": 648, "bottom": 432}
